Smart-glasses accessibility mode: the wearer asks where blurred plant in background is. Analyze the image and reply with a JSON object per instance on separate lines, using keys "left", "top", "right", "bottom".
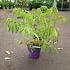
{"left": 0, "top": 0, "right": 15, "bottom": 9}
{"left": 27, "top": 0, "right": 54, "bottom": 10}
{"left": 15, "top": 0, "right": 28, "bottom": 8}
{"left": 57, "top": 0, "right": 70, "bottom": 11}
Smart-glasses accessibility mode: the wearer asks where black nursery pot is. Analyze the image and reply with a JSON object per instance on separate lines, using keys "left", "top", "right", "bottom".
{"left": 0, "top": 5, "right": 3, "bottom": 9}
{"left": 28, "top": 46, "right": 41, "bottom": 59}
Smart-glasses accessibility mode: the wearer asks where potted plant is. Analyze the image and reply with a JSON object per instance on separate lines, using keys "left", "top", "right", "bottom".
{"left": 6, "top": 6, "right": 67, "bottom": 59}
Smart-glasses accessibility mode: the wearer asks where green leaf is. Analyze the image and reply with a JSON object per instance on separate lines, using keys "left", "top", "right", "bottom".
{"left": 47, "top": 28, "right": 59, "bottom": 40}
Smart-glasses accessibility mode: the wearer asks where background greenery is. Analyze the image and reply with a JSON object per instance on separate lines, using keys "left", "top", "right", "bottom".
{"left": 57, "top": 0, "right": 70, "bottom": 10}
{"left": 0, "top": 0, "right": 70, "bottom": 10}
{"left": 0, "top": 0, "right": 15, "bottom": 9}
{"left": 27, "top": 0, "right": 54, "bottom": 10}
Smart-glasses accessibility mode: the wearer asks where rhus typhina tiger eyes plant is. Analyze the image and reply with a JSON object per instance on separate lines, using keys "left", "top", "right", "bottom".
{"left": 6, "top": 6, "right": 67, "bottom": 59}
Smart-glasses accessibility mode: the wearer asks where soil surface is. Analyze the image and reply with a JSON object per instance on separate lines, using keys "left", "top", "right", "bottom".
{"left": 0, "top": 10, "right": 70, "bottom": 70}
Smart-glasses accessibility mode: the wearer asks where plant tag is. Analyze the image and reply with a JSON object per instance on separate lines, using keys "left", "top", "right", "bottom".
{"left": 32, "top": 46, "right": 41, "bottom": 49}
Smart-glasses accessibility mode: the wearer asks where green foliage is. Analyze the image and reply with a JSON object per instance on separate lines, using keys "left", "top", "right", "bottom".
{"left": 40, "top": 6, "right": 48, "bottom": 13}
{"left": 57, "top": 0, "right": 62, "bottom": 8}
{"left": 0, "top": 1, "right": 15, "bottom": 6}
{"left": 15, "top": 0, "right": 28, "bottom": 8}
{"left": 27, "top": 0, "right": 54, "bottom": 9}
{"left": 57, "top": 0, "right": 70, "bottom": 10}
{"left": 6, "top": 6, "right": 67, "bottom": 51}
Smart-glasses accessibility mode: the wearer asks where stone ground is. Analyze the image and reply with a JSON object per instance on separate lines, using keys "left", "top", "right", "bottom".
{"left": 0, "top": 10, "right": 70, "bottom": 70}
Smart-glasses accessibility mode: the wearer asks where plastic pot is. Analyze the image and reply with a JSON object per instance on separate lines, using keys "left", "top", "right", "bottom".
{"left": 0, "top": 5, "right": 3, "bottom": 9}
{"left": 28, "top": 46, "right": 41, "bottom": 59}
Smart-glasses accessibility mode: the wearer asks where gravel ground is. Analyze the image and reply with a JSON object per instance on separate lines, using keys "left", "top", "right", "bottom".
{"left": 0, "top": 10, "right": 70, "bottom": 70}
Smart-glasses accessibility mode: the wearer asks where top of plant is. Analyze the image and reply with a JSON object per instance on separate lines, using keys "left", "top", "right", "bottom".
{"left": 6, "top": 6, "right": 67, "bottom": 50}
